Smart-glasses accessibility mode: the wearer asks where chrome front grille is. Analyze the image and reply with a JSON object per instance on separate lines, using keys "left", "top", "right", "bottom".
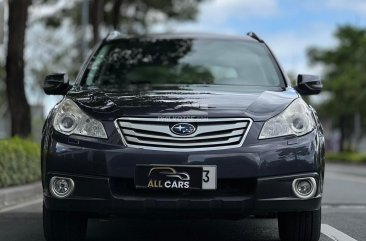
{"left": 115, "top": 117, "right": 252, "bottom": 151}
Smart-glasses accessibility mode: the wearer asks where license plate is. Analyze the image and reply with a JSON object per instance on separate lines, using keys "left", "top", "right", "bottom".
{"left": 135, "top": 165, "right": 217, "bottom": 190}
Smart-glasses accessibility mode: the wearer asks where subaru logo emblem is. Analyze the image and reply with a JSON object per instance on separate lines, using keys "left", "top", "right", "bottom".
{"left": 170, "top": 123, "right": 196, "bottom": 136}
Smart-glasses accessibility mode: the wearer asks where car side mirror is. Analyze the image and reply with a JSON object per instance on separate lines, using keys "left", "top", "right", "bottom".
{"left": 295, "top": 74, "right": 323, "bottom": 95}
{"left": 43, "top": 73, "right": 71, "bottom": 95}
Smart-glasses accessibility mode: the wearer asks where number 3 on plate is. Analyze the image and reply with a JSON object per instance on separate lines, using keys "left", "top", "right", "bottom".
{"left": 202, "top": 166, "right": 217, "bottom": 190}
{"left": 203, "top": 170, "right": 210, "bottom": 183}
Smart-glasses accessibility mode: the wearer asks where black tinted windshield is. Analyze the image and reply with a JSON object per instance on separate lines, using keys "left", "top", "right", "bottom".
{"left": 83, "top": 38, "right": 284, "bottom": 88}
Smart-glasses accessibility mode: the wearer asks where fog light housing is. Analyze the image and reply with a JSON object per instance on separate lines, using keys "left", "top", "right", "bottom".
{"left": 292, "top": 177, "right": 317, "bottom": 199}
{"left": 49, "top": 176, "right": 75, "bottom": 198}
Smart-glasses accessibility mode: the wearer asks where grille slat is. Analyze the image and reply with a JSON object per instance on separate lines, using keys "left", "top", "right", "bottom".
{"left": 119, "top": 121, "right": 248, "bottom": 137}
{"left": 115, "top": 117, "right": 252, "bottom": 151}
{"left": 125, "top": 136, "right": 242, "bottom": 147}
{"left": 122, "top": 129, "right": 245, "bottom": 141}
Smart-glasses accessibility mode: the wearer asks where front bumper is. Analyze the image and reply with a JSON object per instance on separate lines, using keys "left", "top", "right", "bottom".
{"left": 44, "top": 172, "right": 321, "bottom": 219}
{"left": 43, "top": 129, "right": 323, "bottom": 218}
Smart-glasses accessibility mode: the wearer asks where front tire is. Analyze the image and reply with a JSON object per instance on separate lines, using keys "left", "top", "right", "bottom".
{"left": 43, "top": 204, "right": 88, "bottom": 241}
{"left": 278, "top": 209, "right": 321, "bottom": 241}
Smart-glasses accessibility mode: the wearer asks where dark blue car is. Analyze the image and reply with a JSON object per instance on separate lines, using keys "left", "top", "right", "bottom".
{"left": 41, "top": 32, "right": 325, "bottom": 241}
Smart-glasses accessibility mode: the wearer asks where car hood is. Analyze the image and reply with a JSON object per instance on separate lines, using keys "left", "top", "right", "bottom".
{"left": 66, "top": 85, "right": 299, "bottom": 121}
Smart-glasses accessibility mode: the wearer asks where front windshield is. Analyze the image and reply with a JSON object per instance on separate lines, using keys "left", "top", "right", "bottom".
{"left": 83, "top": 38, "right": 284, "bottom": 88}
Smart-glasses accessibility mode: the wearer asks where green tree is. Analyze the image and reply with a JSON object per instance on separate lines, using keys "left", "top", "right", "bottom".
{"left": 42, "top": 0, "right": 205, "bottom": 45}
{"left": 308, "top": 25, "right": 366, "bottom": 151}
{"left": 105, "top": 0, "right": 204, "bottom": 33}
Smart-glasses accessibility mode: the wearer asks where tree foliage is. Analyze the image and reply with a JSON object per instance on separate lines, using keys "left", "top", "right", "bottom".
{"left": 308, "top": 25, "right": 366, "bottom": 150}
{"left": 41, "top": 0, "right": 205, "bottom": 42}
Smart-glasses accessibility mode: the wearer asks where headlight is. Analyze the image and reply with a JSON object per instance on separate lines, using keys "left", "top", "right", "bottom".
{"left": 259, "top": 98, "right": 315, "bottom": 139}
{"left": 53, "top": 98, "right": 107, "bottom": 139}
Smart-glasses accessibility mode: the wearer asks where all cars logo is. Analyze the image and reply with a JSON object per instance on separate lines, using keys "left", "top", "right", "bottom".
{"left": 147, "top": 167, "right": 190, "bottom": 189}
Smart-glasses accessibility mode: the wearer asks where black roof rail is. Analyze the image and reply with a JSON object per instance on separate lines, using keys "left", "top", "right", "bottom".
{"left": 246, "top": 32, "right": 264, "bottom": 43}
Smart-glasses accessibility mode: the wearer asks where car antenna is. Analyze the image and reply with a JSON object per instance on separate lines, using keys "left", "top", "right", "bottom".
{"left": 246, "top": 32, "right": 264, "bottom": 43}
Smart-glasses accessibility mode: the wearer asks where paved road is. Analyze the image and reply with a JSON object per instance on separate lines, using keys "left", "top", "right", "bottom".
{"left": 0, "top": 163, "right": 365, "bottom": 241}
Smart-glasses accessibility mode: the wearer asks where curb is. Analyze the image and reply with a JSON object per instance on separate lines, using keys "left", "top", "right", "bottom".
{"left": 0, "top": 182, "right": 42, "bottom": 210}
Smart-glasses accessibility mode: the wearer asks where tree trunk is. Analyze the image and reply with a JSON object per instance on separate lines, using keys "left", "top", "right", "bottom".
{"left": 112, "top": 0, "right": 122, "bottom": 30}
{"left": 5, "top": 0, "right": 31, "bottom": 138}
{"left": 352, "top": 112, "right": 361, "bottom": 151}
{"left": 339, "top": 115, "right": 351, "bottom": 152}
{"left": 90, "top": 0, "right": 104, "bottom": 45}
{"left": 339, "top": 116, "right": 345, "bottom": 152}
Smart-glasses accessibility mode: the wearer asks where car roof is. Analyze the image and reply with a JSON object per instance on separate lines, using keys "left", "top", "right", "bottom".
{"left": 105, "top": 32, "right": 258, "bottom": 42}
